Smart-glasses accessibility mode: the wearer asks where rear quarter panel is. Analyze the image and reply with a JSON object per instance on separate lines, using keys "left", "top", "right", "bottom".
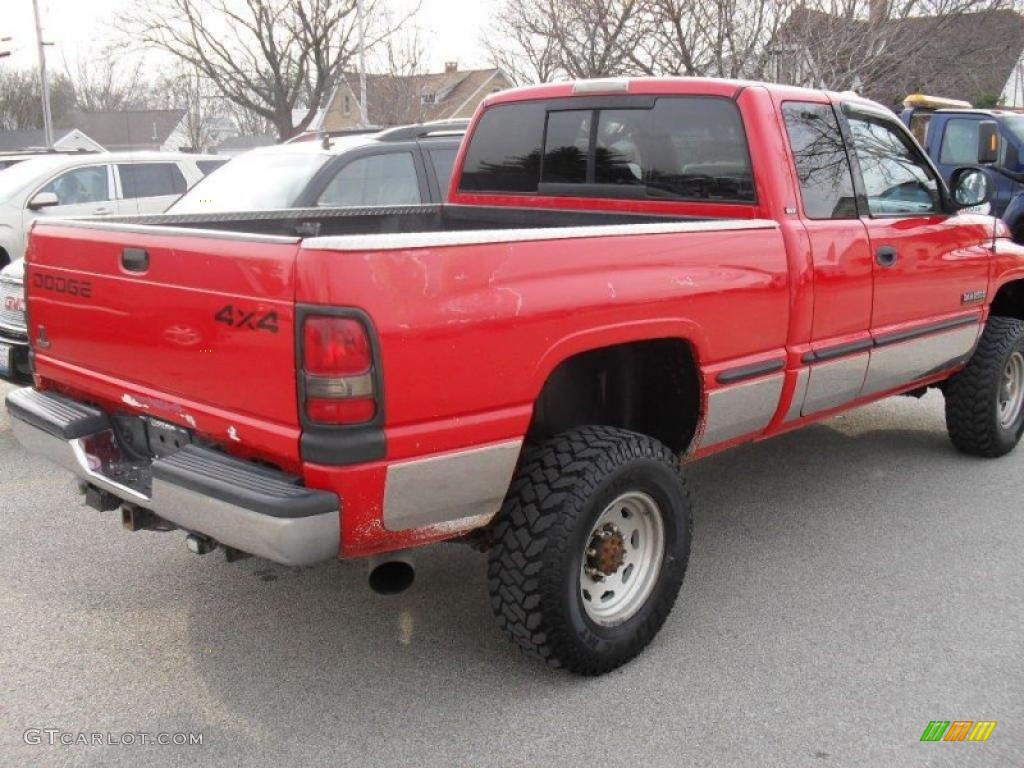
{"left": 296, "top": 224, "right": 791, "bottom": 461}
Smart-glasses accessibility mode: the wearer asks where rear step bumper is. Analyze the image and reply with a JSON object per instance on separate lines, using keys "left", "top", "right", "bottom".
{"left": 6, "top": 387, "right": 341, "bottom": 566}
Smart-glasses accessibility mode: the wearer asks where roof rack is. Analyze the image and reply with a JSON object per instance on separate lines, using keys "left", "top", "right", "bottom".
{"left": 903, "top": 94, "right": 973, "bottom": 110}
{"left": 376, "top": 119, "right": 470, "bottom": 142}
{"left": 0, "top": 147, "right": 101, "bottom": 156}
{"left": 284, "top": 127, "right": 381, "bottom": 145}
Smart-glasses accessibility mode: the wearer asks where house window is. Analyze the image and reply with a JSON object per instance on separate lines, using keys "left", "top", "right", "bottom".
{"left": 344, "top": 94, "right": 351, "bottom": 114}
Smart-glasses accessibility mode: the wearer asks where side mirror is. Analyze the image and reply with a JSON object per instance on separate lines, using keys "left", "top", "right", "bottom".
{"left": 27, "top": 192, "right": 59, "bottom": 211}
{"left": 949, "top": 166, "right": 993, "bottom": 211}
{"left": 978, "top": 120, "right": 1000, "bottom": 165}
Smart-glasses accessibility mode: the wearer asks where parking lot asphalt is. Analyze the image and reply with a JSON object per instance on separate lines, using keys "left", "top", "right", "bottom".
{"left": 0, "top": 378, "right": 1021, "bottom": 768}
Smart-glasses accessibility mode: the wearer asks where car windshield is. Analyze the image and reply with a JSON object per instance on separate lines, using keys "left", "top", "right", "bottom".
{"left": 168, "top": 150, "right": 330, "bottom": 213}
{"left": 1000, "top": 115, "right": 1024, "bottom": 144}
{"left": 0, "top": 157, "right": 66, "bottom": 204}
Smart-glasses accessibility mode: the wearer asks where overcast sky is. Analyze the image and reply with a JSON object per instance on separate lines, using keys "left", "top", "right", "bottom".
{"left": 1, "top": 0, "right": 495, "bottom": 75}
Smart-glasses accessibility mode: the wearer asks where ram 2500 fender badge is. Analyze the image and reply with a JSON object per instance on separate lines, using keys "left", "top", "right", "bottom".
{"left": 961, "top": 289, "right": 987, "bottom": 304}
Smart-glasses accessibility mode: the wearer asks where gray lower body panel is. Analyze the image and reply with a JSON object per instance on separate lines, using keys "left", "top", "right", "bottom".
{"left": 698, "top": 373, "right": 784, "bottom": 449}
{"left": 382, "top": 439, "right": 523, "bottom": 531}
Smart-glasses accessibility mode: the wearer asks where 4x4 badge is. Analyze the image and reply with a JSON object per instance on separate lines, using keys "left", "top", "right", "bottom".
{"left": 961, "top": 290, "right": 986, "bottom": 304}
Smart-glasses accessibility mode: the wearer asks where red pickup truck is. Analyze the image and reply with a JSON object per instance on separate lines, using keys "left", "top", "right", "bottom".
{"left": 8, "top": 78, "right": 1024, "bottom": 675}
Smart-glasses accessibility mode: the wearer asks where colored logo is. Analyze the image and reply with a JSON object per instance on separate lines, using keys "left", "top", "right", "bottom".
{"left": 920, "top": 721, "right": 997, "bottom": 742}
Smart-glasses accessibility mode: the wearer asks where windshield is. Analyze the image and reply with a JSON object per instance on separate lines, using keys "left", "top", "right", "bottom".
{"left": 1000, "top": 115, "right": 1024, "bottom": 144}
{"left": 0, "top": 157, "right": 66, "bottom": 204}
{"left": 168, "top": 150, "right": 330, "bottom": 213}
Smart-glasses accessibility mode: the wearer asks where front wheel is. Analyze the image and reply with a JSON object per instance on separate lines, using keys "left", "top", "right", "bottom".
{"left": 487, "top": 426, "right": 692, "bottom": 675}
{"left": 945, "top": 316, "right": 1024, "bottom": 457}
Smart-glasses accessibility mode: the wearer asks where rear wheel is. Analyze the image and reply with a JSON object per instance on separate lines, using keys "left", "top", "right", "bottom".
{"left": 945, "top": 316, "right": 1024, "bottom": 457}
{"left": 487, "top": 426, "right": 691, "bottom": 675}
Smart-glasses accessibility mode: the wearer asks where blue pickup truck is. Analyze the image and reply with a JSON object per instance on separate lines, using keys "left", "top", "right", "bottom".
{"left": 901, "top": 94, "right": 1024, "bottom": 239}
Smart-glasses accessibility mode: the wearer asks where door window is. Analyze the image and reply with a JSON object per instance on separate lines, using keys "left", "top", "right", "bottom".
{"left": 847, "top": 116, "right": 941, "bottom": 215}
{"left": 39, "top": 165, "right": 111, "bottom": 205}
{"left": 196, "top": 159, "right": 229, "bottom": 176}
{"left": 782, "top": 102, "right": 858, "bottom": 219}
{"left": 939, "top": 118, "right": 984, "bottom": 165}
{"left": 542, "top": 110, "right": 591, "bottom": 184}
{"left": 317, "top": 152, "right": 421, "bottom": 206}
{"left": 118, "top": 163, "right": 188, "bottom": 199}
{"left": 427, "top": 148, "right": 458, "bottom": 192}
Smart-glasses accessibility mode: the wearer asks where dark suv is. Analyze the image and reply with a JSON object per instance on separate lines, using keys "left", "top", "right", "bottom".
{"left": 169, "top": 121, "right": 467, "bottom": 214}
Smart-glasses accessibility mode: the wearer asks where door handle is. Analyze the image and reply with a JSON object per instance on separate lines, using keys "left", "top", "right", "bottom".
{"left": 876, "top": 246, "right": 898, "bottom": 267}
{"left": 121, "top": 247, "right": 149, "bottom": 273}
{"left": 94, "top": 207, "right": 112, "bottom": 215}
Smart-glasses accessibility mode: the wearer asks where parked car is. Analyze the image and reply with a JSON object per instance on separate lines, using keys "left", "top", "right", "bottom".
{"left": 7, "top": 77, "right": 1022, "bottom": 676}
{"left": 167, "top": 121, "right": 466, "bottom": 214}
{"left": 0, "top": 151, "right": 226, "bottom": 266}
{"left": 0, "top": 151, "right": 227, "bottom": 381}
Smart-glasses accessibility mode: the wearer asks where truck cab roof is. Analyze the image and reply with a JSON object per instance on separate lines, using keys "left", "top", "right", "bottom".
{"left": 481, "top": 76, "right": 893, "bottom": 115}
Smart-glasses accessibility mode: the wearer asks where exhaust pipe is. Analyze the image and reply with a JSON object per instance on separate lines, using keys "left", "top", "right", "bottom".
{"left": 368, "top": 552, "right": 415, "bottom": 594}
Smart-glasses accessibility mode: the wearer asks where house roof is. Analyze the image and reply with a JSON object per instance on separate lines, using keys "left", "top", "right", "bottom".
{"left": 64, "top": 109, "right": 187, "bottom": 151}
{"left": 777, "top": 8, "right": 1024, "bottom": 108}
{"left": 215, "top": 134, "right": 277, "bottom": 152}
{"left": 0, "top": 128, "right": 78, "bottom": 151}
{"left": 335, "top": 67, "right": 504, "bottom": 126}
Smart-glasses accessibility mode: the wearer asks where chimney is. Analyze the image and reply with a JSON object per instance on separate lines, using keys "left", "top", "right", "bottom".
{"left": 868, "top": 0, "right": 888, "bottom": 25}
{"left": 444, "top": 61, "right": 458, "bottom": 74}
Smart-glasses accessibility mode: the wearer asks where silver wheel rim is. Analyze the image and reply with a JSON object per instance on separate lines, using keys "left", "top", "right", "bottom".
{"left": 998, "top": 351, "right": 1024, "bottom": 429}
{"left": 580, "top": 491, "right": 665, "bottom": 627}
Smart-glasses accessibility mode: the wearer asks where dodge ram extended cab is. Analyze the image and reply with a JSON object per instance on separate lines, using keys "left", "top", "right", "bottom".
{"left": 8, "top": 78, "right": 1024, "bottom": 675}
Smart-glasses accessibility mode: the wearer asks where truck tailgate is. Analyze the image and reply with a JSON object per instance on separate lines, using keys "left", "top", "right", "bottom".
{"left": 27, "top": 222, "right": 301, "bottom": 458}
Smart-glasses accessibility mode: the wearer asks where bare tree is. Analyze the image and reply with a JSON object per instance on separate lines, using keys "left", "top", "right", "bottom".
{"left": 64, "top": 49, "right": 149, "bottom": 111}
{"left": 486, "top": 0, "right": 650, "bottom": 81}
{"left": 124, "top": 0, "right": 411, "bottom": 140}
{"left": 368, "top": 29, "right": 428, "bottom": 126}
{"left": 149, "top": 66, "right": 226, "bottom": 151}
{"left": 223, "top": 99, "right": 275, "bottom": 137}
{"left": 768, "top": 0, "right": 1019, "bottom": 105}
{"left": 0, "top": 68, "right": 77, "bottom": 131}
{"left": 487, "top": 0, "right": 1016, "bottom": 102}
{"left": 483, "top": 3, "right": 562, "bottom": 84}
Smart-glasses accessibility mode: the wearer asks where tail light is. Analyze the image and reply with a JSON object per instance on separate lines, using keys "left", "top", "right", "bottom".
{"left": 302, "top": 315, "right": 377, "bottom": 425}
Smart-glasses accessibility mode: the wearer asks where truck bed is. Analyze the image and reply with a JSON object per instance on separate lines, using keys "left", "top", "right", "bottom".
{"left": 49, "top": 203, "right": 703, "bottom": 240}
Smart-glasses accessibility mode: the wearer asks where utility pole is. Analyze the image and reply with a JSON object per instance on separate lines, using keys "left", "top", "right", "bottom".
{"left": 32, "top": 0, "right": 54, "bottom": 148}
{"left": 357, "top": 0, "right": 367, "bottom": 126}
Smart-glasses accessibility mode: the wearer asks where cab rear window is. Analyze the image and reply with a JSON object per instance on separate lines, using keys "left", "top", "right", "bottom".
{"left": 459, "top": 96, "right": 755, "bottom": 203}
